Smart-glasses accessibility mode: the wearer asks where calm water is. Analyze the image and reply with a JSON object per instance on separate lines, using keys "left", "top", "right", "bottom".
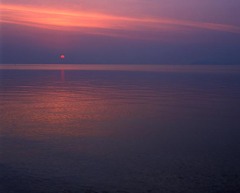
{"left": 1, "top": 65, "right": 240, "bottom": 193}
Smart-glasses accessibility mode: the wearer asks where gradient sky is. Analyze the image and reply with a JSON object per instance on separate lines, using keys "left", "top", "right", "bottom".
{"left": 1, "top": 0, "right": 240, "bottom": 64}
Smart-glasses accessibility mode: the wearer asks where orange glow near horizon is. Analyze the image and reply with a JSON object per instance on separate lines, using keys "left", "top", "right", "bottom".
{"left": 1, "top": 3, "right": 240, "bottom": 39}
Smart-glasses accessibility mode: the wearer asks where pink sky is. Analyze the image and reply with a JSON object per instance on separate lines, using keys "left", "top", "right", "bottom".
{"left": 1, "top": 0, "right": 240, "bottom": 64}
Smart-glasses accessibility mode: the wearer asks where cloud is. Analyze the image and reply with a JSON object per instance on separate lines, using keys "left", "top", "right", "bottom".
{"left": 1, "top": 3, "right": 240, "bottom": 40}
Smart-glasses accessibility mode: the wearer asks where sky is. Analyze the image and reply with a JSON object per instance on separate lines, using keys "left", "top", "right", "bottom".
{"left": 1, "top": 0, "right": 240, "bottom": 64}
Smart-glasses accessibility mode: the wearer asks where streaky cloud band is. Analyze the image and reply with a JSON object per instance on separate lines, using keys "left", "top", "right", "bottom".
{"left": 1, "top": 3, "right": 240, "bottom": 39}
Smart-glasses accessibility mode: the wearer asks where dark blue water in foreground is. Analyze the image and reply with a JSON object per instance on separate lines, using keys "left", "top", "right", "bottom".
{"left": 1, "top": 65, "right": 240, "bottom": 193}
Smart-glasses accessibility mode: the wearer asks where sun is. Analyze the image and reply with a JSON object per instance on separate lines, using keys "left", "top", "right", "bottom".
{"left": 60, "top": 54, "right": 65, "bottom": 59}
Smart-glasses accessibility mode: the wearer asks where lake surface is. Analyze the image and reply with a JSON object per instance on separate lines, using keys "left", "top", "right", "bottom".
{"left": 1, "top": 65, "right": 240, "bottom": 193}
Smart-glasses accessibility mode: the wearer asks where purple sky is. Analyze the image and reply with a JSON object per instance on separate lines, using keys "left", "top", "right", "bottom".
{"left": 1, "top": 0, "right": 240, "bottom": 64}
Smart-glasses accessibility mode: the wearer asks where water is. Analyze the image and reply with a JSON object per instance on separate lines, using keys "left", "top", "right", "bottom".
{"left": 1, "top": 65, "right": 240, "bottom": 193}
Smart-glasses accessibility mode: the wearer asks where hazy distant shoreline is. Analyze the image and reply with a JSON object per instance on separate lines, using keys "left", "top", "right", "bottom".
{"left": 1, "top": 64, "right": 240, "bottom": 73}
